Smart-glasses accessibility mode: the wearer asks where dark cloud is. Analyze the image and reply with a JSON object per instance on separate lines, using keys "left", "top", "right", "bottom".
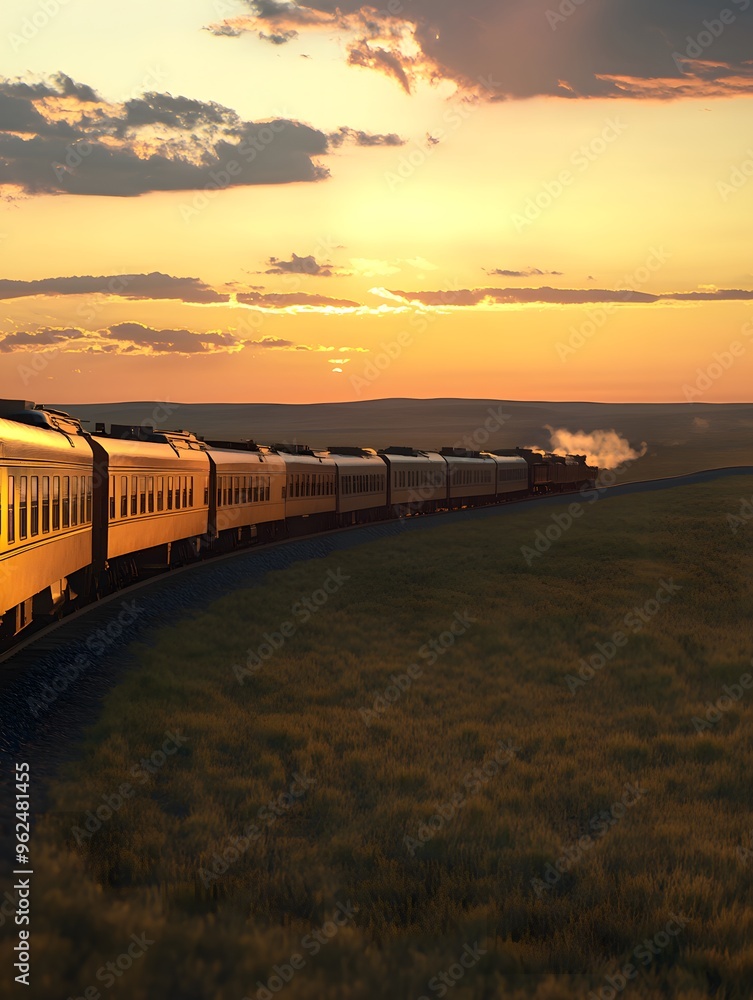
{"left": 0, "top": 73, "right": 99, "bottom": 103}
{"left": 259, "top": 29, "right": 299, "bottom": 44}
{"left": 0, "top": 72, "right": 401, "bottom": 196}
{"left": 385, "top": 286, "right": 753, "bottom": 306}
{"left": 122, "top": 93, "right": 239, "bottom": 131}
{"left": 0, "top": 272, "right": 226, "bottom": 304}
{"left": 237, "top": 290, "right": 360, "bottom": 307}
{"left": 0, "top": 75, "right": 329, "bottom": 196}
{"left": 224, "top": 0, "right": 753, "bottom": 99}
{"left": 0, "top": 327, "right": 79, "bottom": 352}
{"left": 328, "top": 126, "right": 405, "bottom": 147}
{"left": 244, "top": 336, "right": 297, "bottom": 348}
{"left": 486, "top": 267, "right": 563, "bottom": 278}
{"left": 0, "top": 325, "right": 362, "bottom": 355}
{"left": 263, "top": 253, "right": 335, "bottom": 276}
{"left": 205, "top": 23, "right": 244, "bottom": 37}
{"left": 106, "top": 323, "right": 239, "bottom": 354}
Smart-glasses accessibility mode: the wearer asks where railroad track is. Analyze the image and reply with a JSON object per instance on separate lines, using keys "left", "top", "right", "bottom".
{"left": 2, "top": 464, "right": 751, "bottom": 672}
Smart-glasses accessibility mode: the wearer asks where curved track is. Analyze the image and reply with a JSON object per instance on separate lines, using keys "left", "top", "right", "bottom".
{"left": 2, "top": 463, "right": 752, "bottom": 671}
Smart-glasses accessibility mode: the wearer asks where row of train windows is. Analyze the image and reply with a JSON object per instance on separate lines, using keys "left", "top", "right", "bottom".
{"left": 289, "top": 473, "right": 335, "bottom": 499}
{"left": 454, "top": 469, "right": 494, "bottom": 485}
{"left": 2, "top": 474, "right": 93, "bottom": 543}
{"left": 394, "top": 470, "right": 444, "bottom": 489}
{"left": 217, "top": 475, "right": 271, "bottom": 507}
{"left": 499, "top": 467, "right": 526, "bottom": 481}
{"left": 108, "top": 475, "right": 206, "bottom": 519}
{"left": 341, "top": 473, "right": 386, "bottom": 495}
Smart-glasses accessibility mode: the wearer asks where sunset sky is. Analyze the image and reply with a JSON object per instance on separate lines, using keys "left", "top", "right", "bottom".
{"left": 1, "top": 0, "right": 753, "bottom": 403}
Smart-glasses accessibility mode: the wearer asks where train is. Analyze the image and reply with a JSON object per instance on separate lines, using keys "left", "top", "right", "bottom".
{"left": 0, "top": 399, "right": 598, "bottom": 644}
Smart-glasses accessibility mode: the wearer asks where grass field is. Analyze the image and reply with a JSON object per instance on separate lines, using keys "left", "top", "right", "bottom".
{"left": 7, "top": 476, "right": 753, "bottom": 999}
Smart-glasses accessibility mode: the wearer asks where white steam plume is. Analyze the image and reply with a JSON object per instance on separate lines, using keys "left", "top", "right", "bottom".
{"left": 543, "top": 426, "right": 648, "bottom": 469}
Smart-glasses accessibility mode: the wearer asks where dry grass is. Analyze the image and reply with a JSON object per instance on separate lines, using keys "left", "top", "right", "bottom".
{"left": 6, "top": 476, "right": 753, "bottom": 999}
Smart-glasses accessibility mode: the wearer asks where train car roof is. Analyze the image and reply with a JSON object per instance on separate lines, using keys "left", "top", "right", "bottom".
{"left": 378, "top": 448, "right": 444, "bottom": 463}
{"left": 206, "top": 447, "right": 286, "bottom": 472}
{"left": 329, "top": 453, "right": 388, "bottom": 470}
{"left": 90, "top": 434, "right": 210, "bottom": 471}
{"left": 0, "top": 415, "right": 93, "bottom": 464}
{"left": 275, "top": 451, "right": 336, "bottom": 469}
{"left": 482, "top": 454, "right": 529, "bottom": 467}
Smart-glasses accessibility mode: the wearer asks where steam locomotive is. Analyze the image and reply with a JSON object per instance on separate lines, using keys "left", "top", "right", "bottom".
{"left": 0, "top": 399, "right": 598, "bottom": 643}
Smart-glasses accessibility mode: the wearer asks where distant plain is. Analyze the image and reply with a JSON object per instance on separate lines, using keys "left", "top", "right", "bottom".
{"left": 57, "top": 398, "right": 753, "bottom": 482}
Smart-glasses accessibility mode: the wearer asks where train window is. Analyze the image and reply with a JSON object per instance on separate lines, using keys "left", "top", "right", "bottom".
{"left": 250, "top": 476, "right": 256, "bottom": 502}
{"left": 216, "top": 480, "right": 222, "bottom": 507}
{"left": 189, "top": 477, "right": 193, "bottom": 507}
{"left": 148, "top": 477, "right": 155, "bottom": 513}
{"left": 156, "top": 477, "right": 164, "bottom": 512}
{"left": 7, "top": 476, "right": 14, "bottom": 543}
{"left": 167, "top": 476, "right": 173, "bottom": 510}
{"left": 86, "top": 478, "right": 93, "bottom": 522}
{"left": 232, "top": 477, "right": 239, "bottom": 505}
{"left": 241, "top": 478, "right": 247, "bottom": 504}
{"left": 108, "top": 476, "right": 115, "bottom": 520}
{"left": 139, "top": 476, "right": 146, "bottom": 514}
{"left": 119, "top": 476, "right": 127, "bottom": 517}
{"left": 131, "top": 476, "right": 137, "bottom": 516}
{"left": 203, "top": 478, "right": 209, "bottom": 506}
{"left": 175, "top": 477, "right": 182, "bottom": 510}
{"left": 182, "top": 477, "right": 188, "bottom": 508}
{"left": 71, "top": 477, "right": 78, "bottom": 526}
{"left": 41, "top": 477, "right": 50, "bottom": 533}
{"left": 19, "top": 477, "right": 28, "bottom": 539}
{"left": 265, "top": 476, "right": 271, "bottom": 501}
{"left": 52, "top": 476, "right": 61, "bottom": 530}
{"left": 5, "top": 476, "right": 11, "bottom": 542}
{"left": 29, "top": 477, "right": 38, "bottom": 535}
{"left": 62, "top": 476, "right": 70, "bottom": 528}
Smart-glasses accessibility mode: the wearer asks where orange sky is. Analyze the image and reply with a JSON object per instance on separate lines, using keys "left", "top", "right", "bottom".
{"left": 1, "top": 0, "right": 753, "bottom": 403}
